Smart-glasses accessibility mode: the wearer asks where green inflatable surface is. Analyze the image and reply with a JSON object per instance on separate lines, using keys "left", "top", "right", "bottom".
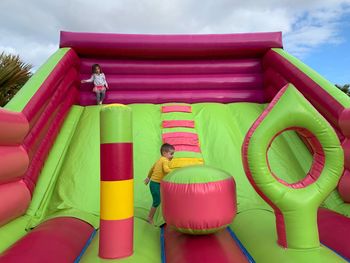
{"left": 1, "top": 102, "right": 348, "bottom": 262}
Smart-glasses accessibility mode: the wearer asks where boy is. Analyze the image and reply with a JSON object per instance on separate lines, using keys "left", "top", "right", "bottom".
{"left": 144, "top": 143, "right": 175, "bottom": 224}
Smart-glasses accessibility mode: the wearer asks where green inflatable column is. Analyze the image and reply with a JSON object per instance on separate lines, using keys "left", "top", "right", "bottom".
{"left": 99, "top": 104, "right": 133, "bottom": 259}
{"left": 242, "top": 84, "right": 344, "bottom": 249}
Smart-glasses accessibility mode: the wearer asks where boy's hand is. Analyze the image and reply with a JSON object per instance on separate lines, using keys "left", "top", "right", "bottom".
{"left": 144, "top": 177, "right": 150, "bottom": 185}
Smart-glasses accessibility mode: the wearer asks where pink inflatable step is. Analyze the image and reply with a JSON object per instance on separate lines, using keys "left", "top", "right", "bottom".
{"left": 173, "top": 145, "right": 201, "bottom": 153}
{"left": 0, "top": 217, "right": 94, "bottom": 263}
{"left": 162, "top": 132, "right": 198, "bottom": 140}
{"left": 163, "top": 225, "right": 250, "bottom": 263}
{"left": 162, "top": 120, "right": 195, "bottom": 128}
{"left": 162, "top": 105, "right": 192, "bottom": 113}
{"left": 163, "top": 137, "right": 199, "bottom": 146}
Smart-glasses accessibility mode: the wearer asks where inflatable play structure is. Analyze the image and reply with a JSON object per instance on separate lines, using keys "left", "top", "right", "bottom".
{"left": 1, "top": 31, "right": 350, "bottom": 262}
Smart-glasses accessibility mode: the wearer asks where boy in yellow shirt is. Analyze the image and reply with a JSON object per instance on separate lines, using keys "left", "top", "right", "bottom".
{"left": 144, "top": 143, "right": 175, "bottom": 224}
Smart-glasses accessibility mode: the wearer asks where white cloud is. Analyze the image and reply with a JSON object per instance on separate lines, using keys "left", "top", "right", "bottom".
{"left": 283, "top": 3, "right": 350, "bottom": 58}
{"left": 0, "top": 0, "right": 349, "bottom": 67}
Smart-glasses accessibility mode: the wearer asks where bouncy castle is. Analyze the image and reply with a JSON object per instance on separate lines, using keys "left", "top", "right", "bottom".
{"left": 0, "top": 31, "right": 350, "bottom": 262}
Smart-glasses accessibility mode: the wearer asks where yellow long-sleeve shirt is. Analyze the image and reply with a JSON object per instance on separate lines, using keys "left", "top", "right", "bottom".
{"left": 147, "top": 156, "right": 172, "bottom": 182}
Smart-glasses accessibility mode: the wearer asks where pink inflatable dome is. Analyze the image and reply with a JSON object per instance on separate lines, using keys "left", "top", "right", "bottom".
{"left": 161, "top": 165, "right": 236, "bottom": 234}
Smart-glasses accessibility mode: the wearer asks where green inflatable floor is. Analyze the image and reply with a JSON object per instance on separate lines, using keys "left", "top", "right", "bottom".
{"left": 0, "top": 102, "right": 348, "bottom": 262}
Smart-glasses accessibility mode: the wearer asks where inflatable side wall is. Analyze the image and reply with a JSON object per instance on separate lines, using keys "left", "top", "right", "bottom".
{"left": 0, "top": 48, "right": 80, "bottom": 227}
{"left": 262, "top": 49, "right": 350, "bottom": 201}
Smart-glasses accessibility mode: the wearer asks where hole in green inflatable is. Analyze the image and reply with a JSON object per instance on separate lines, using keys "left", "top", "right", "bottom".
{"left": 267, "top": 130, "right": 313, "bottom": 184}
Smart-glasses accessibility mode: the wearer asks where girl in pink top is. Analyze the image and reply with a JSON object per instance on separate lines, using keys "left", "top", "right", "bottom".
{"left": 81, "top": 64, "right": 109, "bottom": 105}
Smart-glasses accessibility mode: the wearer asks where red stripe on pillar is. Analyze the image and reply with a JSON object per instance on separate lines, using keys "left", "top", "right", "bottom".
{"left": 101, "top": 143, "right": 133, "bottom": 181}
{"left": 99, "top": 218, "right": 134, "bottom": 259}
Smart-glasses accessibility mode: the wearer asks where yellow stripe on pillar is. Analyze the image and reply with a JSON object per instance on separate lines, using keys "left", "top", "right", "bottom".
{"left": 100, "top": 179, "right": 134, "bottom": 220}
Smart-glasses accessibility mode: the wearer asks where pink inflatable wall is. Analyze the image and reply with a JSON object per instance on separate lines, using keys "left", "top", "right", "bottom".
{"left": 0, "top": 49, "right": 80, "bottom": 227}
{"left": 60, "top": 31, "right": 282, "bottom": 105}
{"left": 21, "top": 50, "right": 80, "bottom": 194}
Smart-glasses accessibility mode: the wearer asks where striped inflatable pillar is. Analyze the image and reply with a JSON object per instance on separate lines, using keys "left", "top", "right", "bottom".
{"left": 99, "top": 104, "right": 133, "bottom": 259}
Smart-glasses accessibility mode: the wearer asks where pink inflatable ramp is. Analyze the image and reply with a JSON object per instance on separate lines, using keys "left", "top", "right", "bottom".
{"left": 162, "top": 225, "right": 252, "bottom": 263}
{"left": 0, "top": 217, "right": 94, "bottom": 262}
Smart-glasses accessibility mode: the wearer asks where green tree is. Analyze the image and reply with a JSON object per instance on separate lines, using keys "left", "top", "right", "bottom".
{"left": 0, "top": 52, "right": 32, "bottom": 106}
{"left": 336, "top": 83, "right": 350, "bottom": 96}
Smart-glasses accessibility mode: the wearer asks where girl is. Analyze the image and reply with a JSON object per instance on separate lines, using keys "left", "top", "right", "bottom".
{"left": 81, "top": 64, "right": 109, "bottom": 105}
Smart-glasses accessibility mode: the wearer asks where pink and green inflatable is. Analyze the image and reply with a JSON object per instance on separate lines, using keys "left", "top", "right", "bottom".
{"left": 0, "top": 31, "right": 350, "bottom": 263}
{"left": 161, "top": 165, "right": 236, "bottom": 234}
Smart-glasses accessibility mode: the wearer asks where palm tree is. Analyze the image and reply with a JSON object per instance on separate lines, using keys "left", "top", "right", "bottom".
{"left": 0, "top": 52, "right": 32, "bottom": 106}
{"left": 336, "top": 84, "right": 350, "bottom": 96}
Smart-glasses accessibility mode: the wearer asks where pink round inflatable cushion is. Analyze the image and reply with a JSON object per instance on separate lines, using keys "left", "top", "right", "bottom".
{"left": 161, "top": 165, "right": 236, "bottom": 234}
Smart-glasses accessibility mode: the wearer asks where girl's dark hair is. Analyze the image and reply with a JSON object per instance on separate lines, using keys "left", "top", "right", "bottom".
{"left": 161, "top": 143, "right": 175, "bottom": 154}
{"left": 92, "top": 64, "right": 102, "bottom": 73}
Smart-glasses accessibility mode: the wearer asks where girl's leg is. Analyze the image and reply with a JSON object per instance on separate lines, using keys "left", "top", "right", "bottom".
{"left": 96, "top": 91, "right": 101, "bottom": 105}
{"left": 100, "top": 90, "right": 106, "bottom": 104}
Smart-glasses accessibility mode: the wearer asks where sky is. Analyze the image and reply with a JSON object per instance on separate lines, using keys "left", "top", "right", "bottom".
{"left": 0, "top": 0, "right": 349, "bottom": 85}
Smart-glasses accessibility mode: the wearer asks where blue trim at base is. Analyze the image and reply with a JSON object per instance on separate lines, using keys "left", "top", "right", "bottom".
{"left": 321, "top": 242, "right": 350, "bottom": 262}
{"left": 227, "top": 227, "right": 255, "bottom": 263}
{"left": 160, "top": 226, "right": 166, "bottom": 263}
{"left": 74, "top": 229, "right": 97, "bottom": 263}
